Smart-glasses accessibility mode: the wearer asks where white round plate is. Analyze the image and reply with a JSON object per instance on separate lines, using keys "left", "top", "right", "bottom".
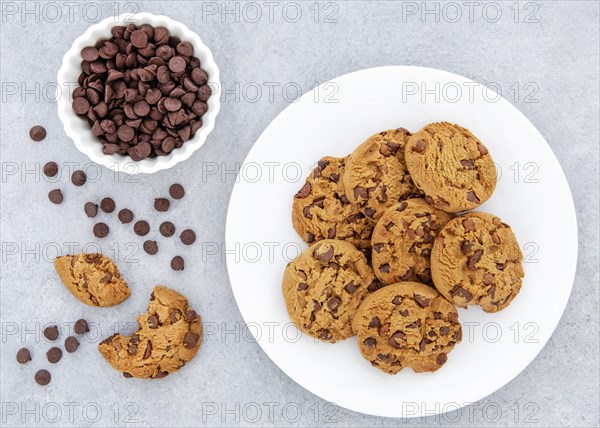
{"left": 225, "top": 66, "right": 577, "bottom": 418}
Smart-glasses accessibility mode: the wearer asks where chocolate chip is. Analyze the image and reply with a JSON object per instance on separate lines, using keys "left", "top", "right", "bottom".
{"left": 320, "top": 329, "right": 332, "bottom": 340}
{"left": 43, "top": 162, "right": 58, "bottom": 177}
{"left": 315, "top": 246, "right": 333, "bottom": 262}
{"left": 16, "top": 348, "right": 31, "bottom": 364}
{"left": 154, "top": 198, "right": 170, "bottom": 212}
{"left": 353, "top": 186, "right": 368, "bottom": 199}
{"left": 368, "top": 317, "right": 381, "bottom": 328}
{"left": 379, "top": 264, "right": 390, "bottom": 274}
{"left": 462, "top": 218, "right": 476, "bottom": 231}
{"left": 414, "top": 294, "right": 431, "bottom": 307}
{"left": 143, "top": 240, "right": 158, "bottom": 255}
{"left": 159, "top": 221, "right": 176, "bottom": 237}
{"left": 148, "top": 314, "right": 159, "bottom": 328}
{"left": 44, "top": 326, "right": 59, "bottom": 341}
{"left": 180, "top": 229, "right": 196, "bottom": 245}
{"left": 467, "top": 249, "right": 483, "bottom": 270}
{"left": 100, "top": 197, "right": 115, "bottom": 213}
{"left": 84, "top": 202, "right": 98, "bottom": 217}
{"left": 436, "top": 353, "right": 448, "bottom": 365}
{"left": 130, "top": 29, "right": 148, "bottom": 48}
{"left": 185, "top": 309, "right": 198, "bottom": 321}
{"left": 412, "top": 140, "right": 427, "bottom": 153}
{"left": 295, "top": 182, "right": 311, "bottom": 199}
{"left": 183, "top": 331, "right": 200, "bottom": 348}
{"left": 364, "top": 207, "right": 376, "bottom": 218}
{"left": 477, "top": 143, "right": 488, "bottom": 156}
{"left": 46, "top": 347, "right": 62, "bottom": 363}
{"left": 169, "top": 183, "right": 185, "bottom": 199}
{"left": 65, "top": 336, "right": 80, "bottom": 353}
{"left": 344, "top": 281, "right": 357, "bottom": 293}
{"left": 460, "top": 159, "right": 475, "bottom": 170}
{"left": 35, "top": 369, "right": 51, "bottom": 386}
{"left": 29, "top": 125, "right": 47, "bottom": 141}
{"left": 327, "top": 296, "right": 341, "bottom": 311}
{"left": 93, "top": 222, "right": 109, "bottom": 238}
{"left": 363, "top": 337, "right": 376, "bottom": 348}
{"left": 71, "top": 170, "right": 87, "bottom": 186}
{"left": 118, "top": 208, "right": 134, "bottom": 224}
{"left": 466, "top": 190, "right": 480, "bottom": 203}
{"left": 440, "top": 326, "right": 450, "bottom": 336}
{"left": 123, "top": 372, "right": 133, "bottom": 378}
{"left": 171, "top": 256, "right": 184, "bottom": 271}
{"left": 73, "top": 97, "right": 90, "bottom": 115}
{"left": 389, "top": 331, "right": 405, "bottom": 348}
{"left": 143, "top": 341, "right": 153, "bottom": 359}
{"left": 392, "top": 295, "right": 403, "bottom": 305}
{"left": 134, "top": 220, "right": 150, "bottom": 236}
{"left": 48, "top": 189, "right": 63, "bottom": 204}
{"left": 168, "top": 56, "right": 186, "bottom": 73}
{"left": 461, "top": 240, "right": 473, "bottom": 254}
{"left": 74, "top": 319, "right": 89, "bottom": 335}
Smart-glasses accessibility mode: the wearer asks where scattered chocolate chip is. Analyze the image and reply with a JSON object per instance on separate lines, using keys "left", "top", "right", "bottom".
{"left": 171, "top": 256, "right": 184, "bottom": 271}
{"left": 48, "top": 189, "right": 63, "bottom": 204}
{"left": 169, "top": 183, "right": 185, "bottom": 199}
{"left": 93, "top": 222, "right": 109, "bottom": 238}
{"left": 43, "top": 162, "right": 58, "bottom": 177}
{"left": 100, "top": 197, "right": 115, "bottom": 213}
{"left": 71, "top": 170, "right": 87, "bottom": 186}
{"left": 34, "top": 369, "right": 51, "bottom": 386}
{"left": 154, "top": 198, "right": 170, "bottom": 212}
{"left": 16, "top": 348, "right": 31, "bottom": 364}
{"left": 143, "top": 240, "right": 158, "bottom": 255}
{"left": 179, "top": 229, "right": 196, "bottom": 245}
{"left": 44, "top": 326, "right": 59, "bottom": 341}
{"left": 46, "top": 347, "right": 62, "bottom": 363}
{"left": 74, "top": 319, "right": 89, "bottom": 335}
{"left": 134, "top": 220, "right": 150, "bottom": 236}
{"left": 84, "top": 202, "right": 98, "bottom": 217}
{"left": 29, "top": 126, "right": 47, "bottom": 141}
{"left": 159, "top": 221, "right": 176, "bottom": 237}
{"left": 118, "top": 208, "right": 134, "bottom": 224}
{"left": 65, "top": 336, "right": 80, "bottom": 353}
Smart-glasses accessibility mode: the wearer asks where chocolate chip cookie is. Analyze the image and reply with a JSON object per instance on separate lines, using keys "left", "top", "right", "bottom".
{"left": 292, "top": 156, "right": 373, "bottom": 250}
{"left": 98, "top": 286, "right": 202, "bottom": 379}
{"left": 282, "top": 239, "right": 375, "bottom": 342}
{"left": 352, "top": 281, "right": 461, "bottom": 374}
{"left": 405, "top": 122, "right": 496, "bottom": 213}
{"left": 431, "top": 212, "right": 524, "bottom": 312}
{"left": 343, "top": 129, "right": 423, "bottom": 223}
{"left": 54, "top": 253, "right": 130, "bottom": 307}
{"left": 372, "top": 199, "right": 453, "bottom": 284}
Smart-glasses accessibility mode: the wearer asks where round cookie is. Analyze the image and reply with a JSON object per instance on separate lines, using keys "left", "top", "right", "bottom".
{"left": 352, "top": 282, "right": 461, "bottom": 374}
{"left": 343, "top": 128, "right": 423, "bottom": 223}
{"left": 293, "top": 156, "right": 373, "bottom": 250}
{"left": 282, "top": 239, "right": 375, "bottom": 342}
{"left": 405, "top": 122, "right": 497, "bottom": 213}
{"left": 98, "top": 286, "right": 202, "bottom": 379}
{"left": 372, "top": 199, "right": 453, "bottom": 284}
{"left": 54, "top": 253, "right": 130, "bottom": 306}
{"left": 431, "top": 212, "right": 524, "bottom": 312}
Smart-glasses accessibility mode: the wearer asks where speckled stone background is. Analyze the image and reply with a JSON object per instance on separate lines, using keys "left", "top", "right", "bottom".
{"left": 1, "top": 1, "right": 598, "bottom": 427}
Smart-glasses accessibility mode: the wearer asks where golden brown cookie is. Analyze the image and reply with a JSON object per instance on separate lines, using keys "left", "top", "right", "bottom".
{"left": 282, "top": 239, "right": 376, "bottom": 342}
{"left": 98, "top": 286, "right": 202, "bottom": 379}
{"left": 293, "top": 156, "right": 373, "bottom": 250}
{"left": 352, "top": 282, "right": 461, "bottom": 374}
{"left": 372, "top": 199, "right": 453, "bottom": 284}
{"left": 405, "top": 122, "right": 497, "bottom": 213}
{"left": 343, "top": 128, "right": 423, "bottom": 223}
{"left": 54, "top": 253, "right": 130, "bottom": 307}
{"left": 431, "top": 212, "right": 524, "bottom": 312}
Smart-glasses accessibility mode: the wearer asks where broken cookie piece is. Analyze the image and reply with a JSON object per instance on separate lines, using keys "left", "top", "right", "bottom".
{"left": 54, "top": 253, "right": 130, "bottom": 307}
{"left": 98, "top": 286, "right": 202, "bottom": 379}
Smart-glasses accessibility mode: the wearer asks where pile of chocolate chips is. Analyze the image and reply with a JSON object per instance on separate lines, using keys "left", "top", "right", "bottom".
{"left": 73, "top": 23, "right": 212, "bottom": 160}
{"left": 17, "top": 319, "right": 90, "bottom": 386}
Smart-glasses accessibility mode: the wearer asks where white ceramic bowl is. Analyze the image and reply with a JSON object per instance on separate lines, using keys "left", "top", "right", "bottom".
{"left": 57, "top": 13, "right": 220, "bottom": 174}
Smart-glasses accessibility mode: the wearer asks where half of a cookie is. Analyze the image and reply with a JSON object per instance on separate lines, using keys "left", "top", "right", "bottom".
{"left": 342, "top": 128, "right": 423, "bottom": 223}
{"left": 372, "top": 198, "right": 453, "bottom": 284}
{"left": 292, "top": 156, "right": 374, "bottom": 250}
{"left": 98, "top": 286, "right": 202, "bottom": 379}
{"left": 282, "top": 239, "right": 376, "bottom": 342}
{"left": 352, "top": 282, "right": 462, "bottom": 374}
{"left": 431, "top": 212, "right": 524, "bottom": 312}
{"left": 54, "top": 253, "right": 130, "bottom": 307}
{"left": 405, "top": 122, "right": 497, "bottom": 213}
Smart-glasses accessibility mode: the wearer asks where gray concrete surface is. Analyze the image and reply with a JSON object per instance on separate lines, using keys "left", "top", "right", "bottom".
{"left": 1, "top": 1, "right": 598, "bottom": 427}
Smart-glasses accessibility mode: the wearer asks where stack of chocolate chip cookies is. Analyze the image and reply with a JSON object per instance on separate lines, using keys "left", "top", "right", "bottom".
{"left": 283, "top": 122, "right": 525, "bottom": 375}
